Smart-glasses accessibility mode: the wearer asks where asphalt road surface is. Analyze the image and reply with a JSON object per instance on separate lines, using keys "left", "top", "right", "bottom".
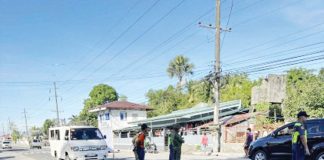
{"left": 0, "top": 144, "right": 249, "bottom": 160}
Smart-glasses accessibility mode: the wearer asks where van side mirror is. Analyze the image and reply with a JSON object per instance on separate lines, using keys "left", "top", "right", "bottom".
{"left": 104, "top": 135, "right": 107, "bottom": 139}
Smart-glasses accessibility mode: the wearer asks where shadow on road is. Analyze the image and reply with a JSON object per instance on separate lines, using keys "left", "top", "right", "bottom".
{"left": 107, "top": 158, "right": 134, "bottom": 160}
{"left": 0, "top": 156, "right": 15, "bottom": 159}
{"left": 2, "top": 148, "right": 29, "bottom": 152}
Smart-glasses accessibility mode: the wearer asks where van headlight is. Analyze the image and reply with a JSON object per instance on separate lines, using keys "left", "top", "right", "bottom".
{"left": 100, "top": 145, "right": 107, "bottom": 150}
{"left": 71, "top": 146, "right": 79, "bottom": 151}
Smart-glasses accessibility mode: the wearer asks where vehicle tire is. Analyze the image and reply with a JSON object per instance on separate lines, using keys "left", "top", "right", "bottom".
{"left": 252, "top": 150, "right": 268, "bottom": 160}
{"left": 65, "top": 154, "right": 71, "bottom": 160}
{"left": 315, "top": 151, "right": 324, "bottom": 160}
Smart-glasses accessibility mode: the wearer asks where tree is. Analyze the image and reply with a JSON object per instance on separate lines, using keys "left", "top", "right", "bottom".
{"left": 42, "top": 119, "right": 55, "bottom": 136}
{"left": 283, "top": 68, "right": 324, "bottom": 120}
{"left": 187, "top": 80, "right": 213, "bottom": 104}
{"left": 220, "top": 73, "right": 255, "bottom": 107}
{"left": 119, "top": 95, "right": 128, "bottom": 101}
{"left": 11, "top": 129, "right": 21, "bottom": 143}
{"left": 146, "top": 85, "right": 190, "bottom": 117}
{"left": 167, "top": 55, "right": 194, "bottom": 86}
{"left": 78, "top": 84, "right": 118, "bottom": 127}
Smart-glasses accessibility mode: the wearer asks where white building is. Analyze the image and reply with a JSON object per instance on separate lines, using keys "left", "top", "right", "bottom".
{"left": 89, "top": 101, "right": 151, "bottom": 150}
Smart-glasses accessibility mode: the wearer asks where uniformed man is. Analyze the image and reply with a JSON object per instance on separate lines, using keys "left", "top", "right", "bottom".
{"left": 292, "top": 111, "right": 310, "bottom": 160}
{"left": 171, "top": 124, "right": 184, "bottom": 160}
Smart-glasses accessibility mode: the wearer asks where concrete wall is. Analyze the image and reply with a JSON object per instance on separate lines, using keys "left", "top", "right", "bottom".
{"left": 251, "top": 74, "right": 286, "bottom": 105}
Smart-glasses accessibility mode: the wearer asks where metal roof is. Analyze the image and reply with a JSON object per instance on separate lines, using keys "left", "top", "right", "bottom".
{"left": 129, "top": 100, "right": 242, "bottom": 125}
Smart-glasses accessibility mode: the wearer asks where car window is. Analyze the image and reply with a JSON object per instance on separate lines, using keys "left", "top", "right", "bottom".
{"left": 307, "top": 122, "right": 324, "bottom": 134}
{"left": 277, "top": 125, "right": 294, "bottom": 136}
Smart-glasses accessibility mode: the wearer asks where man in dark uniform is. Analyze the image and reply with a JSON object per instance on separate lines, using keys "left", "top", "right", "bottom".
{"left": 292, "top": 111, "right": 310, "bottom": 160}
{"left": 171, "top": 124, "right": 184, "bottom": 160}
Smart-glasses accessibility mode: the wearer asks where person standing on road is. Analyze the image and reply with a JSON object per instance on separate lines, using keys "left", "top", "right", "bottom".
{"left": 171, "top": 124, "right": 184, "bottom": 160}
{"left": 135, "top": 124, "right": 149, "bottom": 160}
{"left": 244, "top": 128, "right": 253, "bottom": 157}
{"left": 292, "top": 111, "right": 310, "bottom": 160}
{"left": 168, "top": 127, "right": 175, "bottom": 160}
{"left": 201, "top": 132, "right": 208, "bottom": 155}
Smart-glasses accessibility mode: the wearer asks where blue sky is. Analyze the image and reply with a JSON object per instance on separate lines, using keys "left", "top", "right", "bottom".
{"left": 0, "top": 0, "right": 323, "bottom": 132}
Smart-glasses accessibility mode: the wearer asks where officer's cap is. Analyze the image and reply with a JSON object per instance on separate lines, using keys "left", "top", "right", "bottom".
{"left": 297, "top": 111, "right": 309, "bottom": 118}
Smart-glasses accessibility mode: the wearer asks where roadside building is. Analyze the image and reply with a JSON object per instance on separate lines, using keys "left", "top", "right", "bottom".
{"left": 89, "top": 101, "right": 152, "bottom": 150}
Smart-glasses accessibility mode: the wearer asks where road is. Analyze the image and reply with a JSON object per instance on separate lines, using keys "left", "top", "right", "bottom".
{"left": 0, "top": 144, "right": 249, "bottom": 160}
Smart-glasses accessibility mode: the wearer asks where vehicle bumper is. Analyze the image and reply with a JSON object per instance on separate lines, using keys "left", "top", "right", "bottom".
{"left": 69, "top": 150, "right": 108, "bottom": 160}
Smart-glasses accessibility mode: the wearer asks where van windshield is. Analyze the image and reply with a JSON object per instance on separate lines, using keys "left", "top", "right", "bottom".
{"left": 70, "top": 128, "right": 104, "bottom": 140}
{"left": 3, "top": 142, "right": 10, "bottom": 144}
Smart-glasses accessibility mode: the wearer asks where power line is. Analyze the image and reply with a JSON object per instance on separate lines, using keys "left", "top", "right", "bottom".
{"left": 223, "top": 42, "right": 324, "bottom": 67}
{"left": 61, "top": 0, "right": 185, "bottom": 95}
{"left": 58, "top": 0, "right": 142, "bottom": 83}
{"left": 59, "top": 0, "right": 161, "bottom": 87}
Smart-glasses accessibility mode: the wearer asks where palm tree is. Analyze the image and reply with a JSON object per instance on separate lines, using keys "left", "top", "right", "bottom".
{"left": 167, "top": 55, "right": 194, "bottom": 86}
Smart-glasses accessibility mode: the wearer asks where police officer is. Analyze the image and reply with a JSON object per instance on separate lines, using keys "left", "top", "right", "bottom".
{"left": 292, "top": 111, "right": 310, "bottom": 160}
{"left": 171, "top": 124, "right": 184, "bottom": 160}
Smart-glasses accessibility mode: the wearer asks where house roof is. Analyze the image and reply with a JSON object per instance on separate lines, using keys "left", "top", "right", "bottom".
{"left": 89, "top": 101, "right": 152, "bottom": 112}
{"left": 128, "top": 100, "right": 242, "bottom": 125}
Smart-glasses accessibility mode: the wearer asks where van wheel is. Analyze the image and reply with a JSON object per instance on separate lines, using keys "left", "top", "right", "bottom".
{"left": 252, "top": 150, "right": 268, "bottom": 160}
{"left": 54, "top": 151, "right": 57, "bottom": 158}
{"left": 316, "top": 151, "right": 324, "bottom": 160}
{"left": 65, "top": 154, "right": 71, "bottom": 160}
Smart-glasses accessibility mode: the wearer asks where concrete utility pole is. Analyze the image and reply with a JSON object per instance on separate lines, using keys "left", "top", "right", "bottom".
{"left": 213, "top": 0, "right": 222, "bottom": 153}
{"left": 53, "top": 82, "right": 60, "bottom": 126}
{"left": 23, "top": 108, "right": 29, "bottom": 141}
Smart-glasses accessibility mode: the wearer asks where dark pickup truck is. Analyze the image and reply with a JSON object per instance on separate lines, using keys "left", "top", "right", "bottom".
{"left": 249, "top": 119, "right": 324, "bottom": 160}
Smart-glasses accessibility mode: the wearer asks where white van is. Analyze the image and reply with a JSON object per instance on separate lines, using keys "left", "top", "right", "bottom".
{"left": 49, "top": 126, "right": 108, "bottom": 160}
{"left": 1, "top": 140, "right": 12, "bottom": 149}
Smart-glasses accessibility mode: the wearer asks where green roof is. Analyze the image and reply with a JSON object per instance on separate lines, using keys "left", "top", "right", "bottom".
{"left": 127, "top": 100, "right": 242, "bottom": 126}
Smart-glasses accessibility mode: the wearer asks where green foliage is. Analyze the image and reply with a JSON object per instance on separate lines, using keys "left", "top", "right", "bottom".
{"left": 119, "top": 95, "right": 128, "bottom": 101}
{"left": 255, "top": 103, "right": 270, "bottom": 112}
{"left": 283, "top": 68, "right": 324, "bottom": 119}
{"left": 11, "top": 129, "right": 21, "bottom": 143}
{"left": 42, "top": 119, "right": 55, "bottom": 136}
{"left": 78, "top": 84, "right": 118, "bottom": 127}
{"left": 187, "top": 80, "right": 213, "bottom": 104}
{"left": 220, "top": 73, "right": 255, "bottom": 107}
{"left": 167, "top": 55, "right": 194, "bottom": 86}
{"left": 146, "top": 85, "right": 190, "bottom": 117}
{"left": 30, "top": 126, "right": 42, "bottom": 138}
{"left": 146, "top": 73, "right": 257, "bottom": 117}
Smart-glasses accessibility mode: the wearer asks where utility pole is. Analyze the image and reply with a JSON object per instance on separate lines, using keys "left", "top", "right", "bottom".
{"left": 8, "top": 118, "right": 11, "bottom": 134}
{"left": 213, "top": 0, "right": 221, "bottom": 153}
{"left": 199, "top": 0, "right": 230, "bottom": 153}
{"left": 2, "top": 123, "right": 5, "bottom": 136}
{"left": 53, "top": 82, "right": 61, "bottom": 126}
{"left": 23, "top": 108, "right": 29, "bottom": 141}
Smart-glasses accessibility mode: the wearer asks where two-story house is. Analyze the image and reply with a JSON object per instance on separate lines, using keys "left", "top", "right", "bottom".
{"left": 89, "top": 101, "right": 151, "bottom": 149}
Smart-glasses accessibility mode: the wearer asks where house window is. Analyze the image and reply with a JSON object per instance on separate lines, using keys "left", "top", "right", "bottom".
{"left": 105, "top": 112, "right": 110, "bottom": 120}
{"left": 120, "top": 112, "right": 127, "bottom": 121}
{"left": 55, "top": 130, "right": 60, "bottom": 140}
{"left": 50, "top": 130, "right": 54, "bottom": 139}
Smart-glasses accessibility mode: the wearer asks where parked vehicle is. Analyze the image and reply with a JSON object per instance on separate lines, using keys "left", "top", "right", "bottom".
{"left": 1, "top": 140, "right": 12, "bottom": 149}
{"left": 30, "top": 139, "right": 42, "bottom": 149}
{"left": 249, "top": 119, "right": 324, "bottom": 160}
{"left": 49, "top": 126, "right": 108, "bottom": 160}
